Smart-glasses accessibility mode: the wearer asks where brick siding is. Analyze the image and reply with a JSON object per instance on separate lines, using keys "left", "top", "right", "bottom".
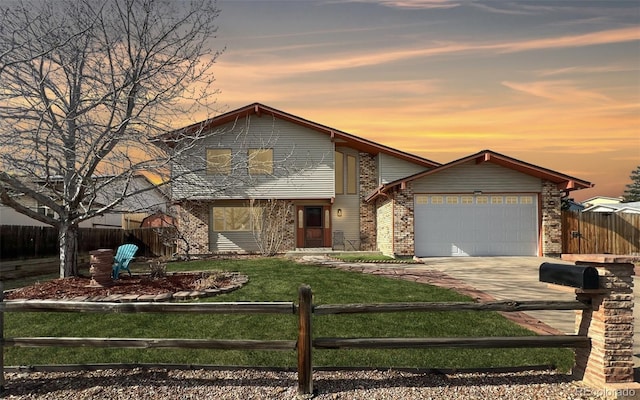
{"left": 541, "top": 180, "right": 563, "bottom": 257}
{"left": 359, "top": 152, "right": 378, "bottom": 250}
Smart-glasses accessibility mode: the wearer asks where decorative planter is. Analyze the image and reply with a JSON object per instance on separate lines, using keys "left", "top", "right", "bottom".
{"left": 88, "top": 249, "right": 114, "bottom": 287}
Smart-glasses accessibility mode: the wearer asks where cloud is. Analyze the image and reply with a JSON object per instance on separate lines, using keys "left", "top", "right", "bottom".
{"left": 501, "top": 80, "right": 613, "bottom": 103}
{"left": 335, "top": 0, "right": 461, "bottom": 9}
{"left": 536, "top": 64, "right": 637, "bottom": 77}
{"left": 220, "top": 27, "right": 640, "bottom": 76}
{"left": 497, "top": 26, "right": 640, "bottom": 53}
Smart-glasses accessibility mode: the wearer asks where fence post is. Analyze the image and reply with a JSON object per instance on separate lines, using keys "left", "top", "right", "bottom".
{"left": 563, "top": 254, "right": 640, "bottom": 393}
{"left": 1, "top": 281, "right": 5, "bottom": 393}
{"left": 297, "top": 285, "right": 313, "bottom": 396}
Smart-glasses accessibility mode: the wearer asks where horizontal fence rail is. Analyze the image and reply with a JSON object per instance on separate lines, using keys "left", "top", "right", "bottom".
{"left": 313, "top": 300, "right": 589, "bottom": 315}
{"left": 2, "top": 300, "right": 296, "bottom": 314}
{"left": 4, "top": 338, "right": 297, "bottom": 351}
{"left": 313, "top": 336, "right": 590, "bottom": 350}
{"left": 1, "top": 284, "right": 591, "bottom": 396}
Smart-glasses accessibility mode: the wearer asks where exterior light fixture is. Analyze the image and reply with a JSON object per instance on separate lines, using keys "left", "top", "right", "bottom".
{"left": 337, "top": 209, "right": 343, "bottom": 217}
{"left": 473, "top": 190, "right": 482, "bottom": 195}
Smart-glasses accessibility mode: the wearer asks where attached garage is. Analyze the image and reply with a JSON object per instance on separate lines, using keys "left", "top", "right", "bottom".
{"left": 367, "top": 150, "right": 593, "bottom": 258}
{"left": 414, "top": 194, "right": 538, "bottom": 256}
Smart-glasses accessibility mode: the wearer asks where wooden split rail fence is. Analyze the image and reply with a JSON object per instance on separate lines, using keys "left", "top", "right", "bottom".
{"left": 1, "top": 284, "right": 590, "bottom": 395}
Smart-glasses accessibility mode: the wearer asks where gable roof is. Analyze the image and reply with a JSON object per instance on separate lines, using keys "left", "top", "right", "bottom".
{"left": 366, "top": 149, "right": 594, "bottom": 202}
{"left": 581, "top": 196, "right": 623, "bottom": 205}
{"left": 160, "top": 102, "right": 440, "bottom": 168}
{"left": 582, "top": 201, "right": 640, "bottom": 214}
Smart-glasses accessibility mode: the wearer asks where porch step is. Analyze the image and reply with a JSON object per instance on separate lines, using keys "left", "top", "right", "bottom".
{"left": 285, "top": 249, "right": 382, "bottom": 258}
{"left": 294, "top": 248, "right": 333, "bottom": 252}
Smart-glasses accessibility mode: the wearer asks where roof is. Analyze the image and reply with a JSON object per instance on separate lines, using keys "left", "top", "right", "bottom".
{"left": 582, "top": 201, "right": 640, "bottom": 214}
{"left": 160, "top": 102, "right": 440, "bottom": 169}
{"left": 581, "top": 196, "right": 623, "bottom": 206}
{"left": 366, "top": 149, "right": 594, "bottom": 202}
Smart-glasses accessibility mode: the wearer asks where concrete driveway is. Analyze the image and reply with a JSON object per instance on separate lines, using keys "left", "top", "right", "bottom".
{"left": 415, "top": 256, "right": 640, "bottom": 368}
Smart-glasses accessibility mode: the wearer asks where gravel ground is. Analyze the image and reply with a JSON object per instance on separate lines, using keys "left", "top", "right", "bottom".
{"left": 2, "top": 368, "right": 607, "bottom": 399}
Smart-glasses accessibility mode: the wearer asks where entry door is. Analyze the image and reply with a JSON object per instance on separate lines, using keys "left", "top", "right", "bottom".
{"left": 304, "top": 206, "right": 324, "bottom": 247}
{"left": 296, "top": 205, "right": 332, "bottom": 248}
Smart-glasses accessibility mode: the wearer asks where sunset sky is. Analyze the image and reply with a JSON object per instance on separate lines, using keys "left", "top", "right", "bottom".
{"left": 210, "top": 0, "right": 639, "bottom": 201}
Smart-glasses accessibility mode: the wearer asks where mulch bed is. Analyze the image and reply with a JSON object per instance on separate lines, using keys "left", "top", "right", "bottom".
{"left": 4, "top": 273, "right": 233, "bottom": 300}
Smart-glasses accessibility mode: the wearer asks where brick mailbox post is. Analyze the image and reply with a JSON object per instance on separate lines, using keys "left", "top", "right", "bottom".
{"left": 561, "top": 254, "right": 639, "bottom": 395}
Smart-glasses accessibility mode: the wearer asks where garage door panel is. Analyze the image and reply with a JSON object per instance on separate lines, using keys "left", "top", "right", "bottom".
{"left": 415, "top": 194, "right": 538, "bottom": 257}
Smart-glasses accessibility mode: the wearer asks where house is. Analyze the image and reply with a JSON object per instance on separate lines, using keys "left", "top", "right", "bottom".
{"left": 581, "top": 196, "right": 624, "bottom": 208}
{"left": 0, "top": 174, "right": 169, "bottom": 229}
{"left": 164, "top": 103, "right": 593, "bottom": 258}
{"left": 582, "top": 201, "right": 640, "bottom": 214}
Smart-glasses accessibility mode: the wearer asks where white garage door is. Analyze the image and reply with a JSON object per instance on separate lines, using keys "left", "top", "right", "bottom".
{"left": 414, "top": 194, "right": 538, "bottom": 257}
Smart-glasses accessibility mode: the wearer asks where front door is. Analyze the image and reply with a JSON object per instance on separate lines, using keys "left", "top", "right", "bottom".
{"left": 304, "top": 206, "right": 323, "bottom": 247}
{"left": 296, "top": 205, "right": 332, "bottom": 248}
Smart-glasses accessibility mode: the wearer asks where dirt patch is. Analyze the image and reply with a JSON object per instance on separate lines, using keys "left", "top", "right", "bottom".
{"left": 4, "top": 272, "right": 244, "bottom": 301}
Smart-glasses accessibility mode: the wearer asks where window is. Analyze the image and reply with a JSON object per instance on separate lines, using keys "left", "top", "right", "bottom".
{"left": 461, "top": 196, "right": 474, "bottom": 204}
{"left": 506, "top": 196, "right": 519, "bottom": 204}
{"left": 431, "top": 196, "right": 443, "bottom": 204}
{"left": 347, "top": 155, "right": 357, "bottom": 194}
{"left": 476, "top": 196, "right": 489, "bottom": 204}
{"left": 335, "top": 151, "right": 344, "bottom": 194}
{"left": 491, "top": 196, "right": 503, "bottom": 204}
{"left": 248, "top": 149, "right": 273, "bottom": 175}
{"left": 212, "top": 206, "right": 251, "bottom": 231}
{"left": 415, "top": 195, "right": 428, "bottom": 205}
{"left": 335, "top": 151, "right": 358, "bottom": 195}
{"left": 206, "top": 149, "right": 231, "bottom": 175}
{"left": 520, "top": 196, "right": 533, "bottom": 204}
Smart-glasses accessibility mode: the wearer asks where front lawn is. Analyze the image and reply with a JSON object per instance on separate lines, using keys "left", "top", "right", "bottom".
{"left": 3, "top": 257, "right": 574, "bottom": 371}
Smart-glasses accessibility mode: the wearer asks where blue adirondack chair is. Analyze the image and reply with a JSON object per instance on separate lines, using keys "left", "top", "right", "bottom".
{"left": 112, "top": 244, "right": 139, "bottom": 279}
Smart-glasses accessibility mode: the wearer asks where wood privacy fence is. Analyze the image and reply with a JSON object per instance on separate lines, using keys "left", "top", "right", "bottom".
{"left": 562, "top": 211, "right": 640, "bottom": 255}
{"left": 1, "top": 285, "right": 590, "bottom": 396}
{"left": 0, "top": 226, "right": 176, "bottom": 260}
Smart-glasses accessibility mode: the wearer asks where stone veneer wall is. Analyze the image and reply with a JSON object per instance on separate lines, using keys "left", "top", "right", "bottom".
{"left": 566, "top": 256, "right": 637, "bottom": 390}
{"left": 541, "top": 180, "right": 563, "bottom": 257}
{"left": 175, "top": 200, "right": 212, "bottom": 256}
{"left": 391, "top": 183, "right": 415, "bottom": 257}
{"left": 359, "top": 153, "right": 378, "bottom": 251}
{"left": 376, "top": 197, "right": 394, "bottom": 256}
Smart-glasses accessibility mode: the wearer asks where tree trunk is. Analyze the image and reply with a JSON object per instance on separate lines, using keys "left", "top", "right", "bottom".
{"left": 58, "top": 222, "right": 79, "bottom": 278}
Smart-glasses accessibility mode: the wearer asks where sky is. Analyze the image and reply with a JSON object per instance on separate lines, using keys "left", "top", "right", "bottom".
{"left": 208, "top": 0, "right": 639, "bottom": 201}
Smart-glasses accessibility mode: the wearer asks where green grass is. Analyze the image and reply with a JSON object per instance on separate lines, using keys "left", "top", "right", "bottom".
{"left": 3, "top": 258, "right": 574, "bottom": 370}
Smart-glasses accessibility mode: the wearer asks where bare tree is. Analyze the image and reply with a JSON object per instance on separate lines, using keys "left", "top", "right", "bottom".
{"left": 250, "top": 199, "right": 293, "bottom": 256}
{"left": 0, "top": 0, "right": 222, "bottom": 277}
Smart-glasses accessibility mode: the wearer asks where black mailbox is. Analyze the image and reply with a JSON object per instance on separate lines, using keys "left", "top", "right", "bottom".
{"left": 539, "top": 262, "right": 600, "bottom": 289}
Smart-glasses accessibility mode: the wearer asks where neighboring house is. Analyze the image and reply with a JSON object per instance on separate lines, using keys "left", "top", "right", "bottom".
{"left": 0, "top": 174, "right": 169, "bottom": 229}
{"left": 164, "top": 103, "right": 593, "bottom": 258}
{"left": 581, "top": 196, "right": 624, "bottom": 208}
{"left": 582, "top": 201, "right": 640, "bottom": 214}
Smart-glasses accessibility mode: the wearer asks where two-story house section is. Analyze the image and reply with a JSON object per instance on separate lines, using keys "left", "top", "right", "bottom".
{"left": 163, "top": 103, "right": 438, "bottom": 255}
{"left": 162, "top": 103, "right": 592, "bottom": 258}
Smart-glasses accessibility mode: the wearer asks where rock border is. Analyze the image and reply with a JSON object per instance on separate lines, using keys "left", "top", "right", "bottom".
{"left": 5, "top": 271, "right": 249, "bottom": 303}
